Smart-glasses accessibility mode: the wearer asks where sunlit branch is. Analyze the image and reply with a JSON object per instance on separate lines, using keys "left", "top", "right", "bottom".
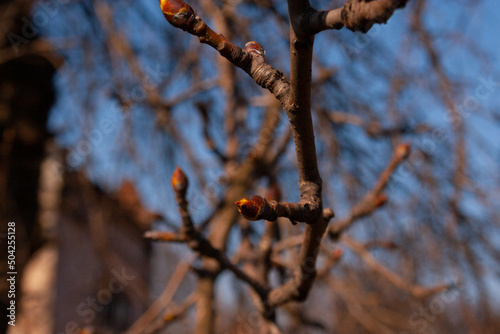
{"left": 159, "top": 0, "right": 290, "bottom": 104}
{"left": 146, "top": 167, "right": 270, "bottom": 299}
{"left": 304, "top": 0, "right": 410, "bottom": 34}
{"left": 235, "top": 195, "right": 320, "bottom": 224}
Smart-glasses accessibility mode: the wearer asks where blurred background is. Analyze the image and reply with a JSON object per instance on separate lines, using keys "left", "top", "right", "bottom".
{"left": 1, "top": 0, "right": 500, "bottom": 333}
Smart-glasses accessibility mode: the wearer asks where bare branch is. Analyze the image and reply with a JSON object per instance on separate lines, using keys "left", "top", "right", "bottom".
{"left": 125, "top": 259, "right": 194, "bottom": 334}
{"left": 235, "top": 195, "right": 319, "bottom": 224}
{"left": 195, "top": 102, "right": 228, "bottom": 163}
{"left": 159, "top": 0, "right": 290, "bottom": 104}
{"left": 343, "top": 236, "right": 453, "bottom": 299}
{"left": 305, "top": 0, "right": 410, "bottom": 34}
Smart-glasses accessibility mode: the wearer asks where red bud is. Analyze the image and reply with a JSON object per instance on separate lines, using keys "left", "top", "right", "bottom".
{"left": 235, "top": 195, "right": 267, "bottom": 221}
{"left": 160, "top": 0, "right": 195, "bottom": 28}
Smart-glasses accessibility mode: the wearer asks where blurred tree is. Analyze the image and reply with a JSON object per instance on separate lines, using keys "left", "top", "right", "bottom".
{"left": 1, "top": 1, "right": 152, "bottom": 333}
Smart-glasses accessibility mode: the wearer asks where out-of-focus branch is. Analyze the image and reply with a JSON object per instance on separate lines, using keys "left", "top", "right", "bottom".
{"left": 157, "top": 0, "right": 412, "bottom": 324}
{"left": 143, "top": 231, "right": 188, "bottom": 242}
{"left": 329, "top": 143, "right": 410, "bottom": 239}
{"left": 197, "top": 0, "right": 241, "bottom": 161}
{"left": 266, "top": 126, "right": 292, "bottom": 167}
{"left": 251, "top": 0, "right": 330, "bottom": 308}
{"left": 81, "top": 176, "right": 149, "bottom": 306}
{"left": 96, "top": 1, "right": 211, "bottom": 190}
{"left": 195, "top": 102, "right": 228, "bottom": 162}
{"left": 125, "top": 259, "right": 194, "bottom": 334}
{"left": 411, "top": 0, "right": 467, "bottom": 227}
{"left": 317, "top": 247, "right": 344, "bottom": 277}
{"left": 326, "top": 276, "right": 395, "bottom": 334}
{"left": 160, "top": 0, "right": 330, "bottom": 310}
{"left": 343, "top": 236, "right": 453, "bottom": 299}
{"left": 322, "top": 109, "right": 430, "bottom": 138}
{"left": 371, "top": 143, "right": 410, "bottom": 195}
{"left": 363, "top": 240, "right": 398, "bottom": 250}
{"left": 144, "top": 292, "right": 198, "bottom": 334}
{"left": 304, "top": 0, "right": 410, "bottom": 34}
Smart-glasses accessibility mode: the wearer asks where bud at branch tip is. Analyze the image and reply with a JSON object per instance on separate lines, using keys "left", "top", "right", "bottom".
{"left": 235, "top": 195, "right": 267, "bottom": 221}
{"left": 160, "top": 0, "right": 195, "bottom": 27}
{"left": 171, "top": 166, "right": 189, "bottom": 193}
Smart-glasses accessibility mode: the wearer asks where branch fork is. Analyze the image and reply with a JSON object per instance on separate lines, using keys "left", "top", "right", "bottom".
{"left": 156, "top": 0, "right": 414, "bottom": 329}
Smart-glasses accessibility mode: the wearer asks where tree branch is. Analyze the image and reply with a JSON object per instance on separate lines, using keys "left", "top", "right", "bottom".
{"left": 150, "top": 167, "right": 270, "bottom": 299}
{"left": 257, "top": 0, "right": 330, "bottom": 308}
{"left": 235, "top": 195, "right": 319, "bottom": 224}
{"left": 304, "top": 0, "right": 410, "bottom": 34}
{"left": 159, "top": 0, "right": 290, "bottom": 104}
{"left": 125, "top": 259, "right": 194, "bottom": 334}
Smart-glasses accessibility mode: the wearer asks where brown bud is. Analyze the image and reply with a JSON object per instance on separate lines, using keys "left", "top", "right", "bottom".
{"left": 244, "top": 41, "right": 266, "bottom": 57}
{"left": 235, "top": 195, "right": 267, "bottom": 221}
{"left": 171, "top": 166, "right": 189, "bottom": 194}
{"left": 395, "top": 142, "right": 411, "bottom": 160}
{"left": 160, "top": 0, "right": 195, "bottom": 28}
